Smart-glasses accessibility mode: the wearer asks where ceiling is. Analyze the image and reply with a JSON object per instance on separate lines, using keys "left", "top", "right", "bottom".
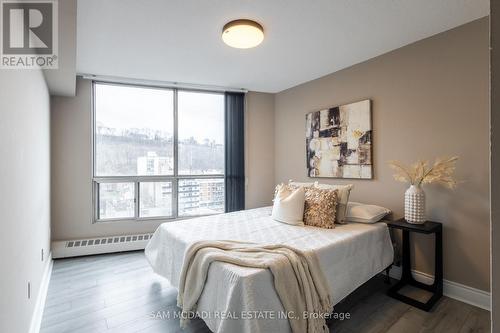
{"left": 77, "top": 0, "right": 488, "bottom": 93}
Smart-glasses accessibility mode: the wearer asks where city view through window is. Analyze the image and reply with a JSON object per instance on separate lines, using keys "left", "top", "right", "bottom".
{"left": 94, "top": 83, "right": 225, "bottom": 220}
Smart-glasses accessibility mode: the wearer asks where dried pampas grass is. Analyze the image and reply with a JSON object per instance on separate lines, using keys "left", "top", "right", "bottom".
{"left": 388, "top": 156, "right": 459, "bottom": 189}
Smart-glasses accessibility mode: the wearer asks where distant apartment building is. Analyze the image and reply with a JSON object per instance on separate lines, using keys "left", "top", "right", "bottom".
{"left": 137, "top": 152, "right": 173, "bottom": 175}
{"left": 136, "top": 152, "right": 224, "bottom": 216}
{"left": 178, "top": 179, "right": 200, "bottom": 214}
{"left": 199, "top": 178, "right": 224, "bottom": 211}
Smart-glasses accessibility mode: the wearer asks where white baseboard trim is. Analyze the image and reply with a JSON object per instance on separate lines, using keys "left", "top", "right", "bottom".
{"left": 387, "top": 265, "right": 491, "bottom": 311}
{"left": 29, "top": 252, "right": 53, "bottom": 333}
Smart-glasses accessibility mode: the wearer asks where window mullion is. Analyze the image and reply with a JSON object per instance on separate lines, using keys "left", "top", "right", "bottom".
{"left": 95, "top": 182, "right": 100, "bottom": 221}
{"left": 172, "top": 178, "right": 178, "bottom": 219}
{"left": 134, "top": 181, "right": 140, "bottom": 219}
{"left": 173, "top": 88, "right": 179, "bottom": 218}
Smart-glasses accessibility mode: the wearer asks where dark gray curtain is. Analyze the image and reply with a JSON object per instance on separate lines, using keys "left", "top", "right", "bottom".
{"left": 225, "top": 92, "right": 245, "bottom": 212}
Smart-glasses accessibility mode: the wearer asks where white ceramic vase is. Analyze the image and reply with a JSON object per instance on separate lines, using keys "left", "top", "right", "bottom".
{"left": 404, "top": 184, "right": 426, "bottom": 224}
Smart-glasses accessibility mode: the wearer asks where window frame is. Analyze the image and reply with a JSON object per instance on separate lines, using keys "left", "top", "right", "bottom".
{"left": 91, "top": 81, "right": 225, "bottom": 223}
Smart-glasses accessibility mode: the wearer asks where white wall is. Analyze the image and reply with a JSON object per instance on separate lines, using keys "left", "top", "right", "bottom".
{"left": 43, "top": 0, "right": 77, "bottom": 96}
{"left": 0, "top": 69, "right": 51, "bottom": 333}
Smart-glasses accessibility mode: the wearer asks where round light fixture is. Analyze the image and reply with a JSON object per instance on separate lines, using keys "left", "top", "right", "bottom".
{"left": 222, "top": 19, "right": 264, "bottom": 49}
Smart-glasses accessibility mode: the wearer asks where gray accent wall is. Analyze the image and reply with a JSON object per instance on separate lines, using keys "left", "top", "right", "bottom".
{"left": 245, "top": 92, "right": 275, "bottom": 209}
{"left": 0, "top": 69, "right": 51, "bottom": 333}
{"left": 274, "top": 18, "right": 490, "bottom": 292}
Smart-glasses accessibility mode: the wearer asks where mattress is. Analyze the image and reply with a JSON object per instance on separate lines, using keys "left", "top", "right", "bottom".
{"left": 145, "top": 206, "right": 394, "bottom": 333}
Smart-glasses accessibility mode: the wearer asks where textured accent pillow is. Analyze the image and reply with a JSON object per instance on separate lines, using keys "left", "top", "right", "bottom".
{"left": 303, "top": 187, "right": 338, "bottom": 229}
{"left": 345, "top": 202, "right": 391, "bottom": 223}
{"left": 271, "top": 184, "right": 305, "bottom": 226}
{"left": 314, "top": 183, "right": 353, "bottom": 224}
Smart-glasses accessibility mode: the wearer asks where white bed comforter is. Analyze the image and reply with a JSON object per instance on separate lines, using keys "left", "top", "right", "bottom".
{"left": 145, "top": 207, "right": 394, "bottom": 333}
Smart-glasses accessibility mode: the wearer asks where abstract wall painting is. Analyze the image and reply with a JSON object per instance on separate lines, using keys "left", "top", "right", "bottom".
{"left": 306, "top": 99, "right": 372, "bottom": 179}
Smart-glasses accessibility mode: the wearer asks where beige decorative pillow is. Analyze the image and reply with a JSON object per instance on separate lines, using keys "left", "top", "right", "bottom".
{"left": 314, "top": 183, "right": 353, "bottom": 224}
{"left": 303, "top": 187, "right": 338, "bottom": 229}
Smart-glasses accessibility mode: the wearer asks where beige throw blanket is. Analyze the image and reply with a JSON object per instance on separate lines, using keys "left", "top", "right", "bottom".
{"left": 177, "top": 240, "right": 333, "bottom": 333}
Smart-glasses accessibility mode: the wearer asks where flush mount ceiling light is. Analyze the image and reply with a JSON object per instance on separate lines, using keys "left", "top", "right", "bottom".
{"left": 222, "top": 19, "right": 264, "bottom": 49}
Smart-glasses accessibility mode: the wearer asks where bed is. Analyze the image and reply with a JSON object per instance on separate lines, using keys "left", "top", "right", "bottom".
{"left": 145, "top": 206, "right": 394, "bottom": 333}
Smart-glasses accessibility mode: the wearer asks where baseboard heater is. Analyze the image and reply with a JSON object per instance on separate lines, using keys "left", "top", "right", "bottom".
{"left": 51, "top": 233, "right": 154, "bottom": 259}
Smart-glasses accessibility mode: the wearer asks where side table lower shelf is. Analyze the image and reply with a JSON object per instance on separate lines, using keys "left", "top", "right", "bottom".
{"left": 386, "top": 219, "right": 443, "bottom": 312}
{"left": 387, "top": 275, "right": 443, "bottom": 312}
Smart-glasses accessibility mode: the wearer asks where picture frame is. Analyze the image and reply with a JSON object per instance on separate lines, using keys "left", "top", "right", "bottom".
{"left": 305, "top": 99, "right": 373, "bottom": 179}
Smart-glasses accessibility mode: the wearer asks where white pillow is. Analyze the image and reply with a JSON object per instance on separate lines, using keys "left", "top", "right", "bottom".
{"left": 345, "top": 202, "right": 391, "bottom": 223}
{"left": 314, "top": 183, "right": 353, "bottom": 223}
{"left": 288, "top": 180, "right": 317, "bottom": 188}
{"left": 272, "top": 185, "right": 305, "bottom": 226}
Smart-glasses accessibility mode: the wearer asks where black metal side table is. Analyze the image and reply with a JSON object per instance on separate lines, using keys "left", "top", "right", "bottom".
{"left": 386, "top": 218, "right": 443, "bottom": 311}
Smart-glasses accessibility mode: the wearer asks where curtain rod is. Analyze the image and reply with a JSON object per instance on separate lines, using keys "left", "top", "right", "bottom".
{"left": 77, "top": 73, "right": 248, "bottom": 93}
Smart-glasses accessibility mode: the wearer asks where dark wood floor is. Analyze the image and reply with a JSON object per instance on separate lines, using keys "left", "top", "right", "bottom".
{"left": 40, "top": 251, "right": 490, "bottom": 333}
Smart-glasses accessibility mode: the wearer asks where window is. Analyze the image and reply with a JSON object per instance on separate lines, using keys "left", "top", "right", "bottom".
{"left": 178, "top": 91, "right": 224, "bottom": 175}
{"left": 98, "top": 182, "right": 135, "bottom": 219}
{"left": 94, "top": 84, "right": 174, "bottom": 177}
{"left": 93, "top": 82, "right": 225, "bottom": 221}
